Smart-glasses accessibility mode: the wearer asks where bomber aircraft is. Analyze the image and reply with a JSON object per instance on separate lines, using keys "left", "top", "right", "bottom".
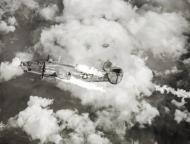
{"left": 20, "top": 56, "right": 123, "bottom": 85}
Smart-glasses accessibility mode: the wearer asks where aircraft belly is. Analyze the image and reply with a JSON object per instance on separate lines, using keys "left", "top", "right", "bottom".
{"left": 72, "top": 73, "right": 106, "bottom": 82}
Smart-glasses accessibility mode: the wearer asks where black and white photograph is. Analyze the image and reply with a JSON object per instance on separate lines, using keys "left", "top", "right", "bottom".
{"left": 0, "top": 0, "right": 190, "bottom": 144}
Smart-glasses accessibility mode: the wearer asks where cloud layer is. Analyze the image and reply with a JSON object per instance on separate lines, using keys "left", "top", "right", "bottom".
{"left": 9, "top": 96, "right": 111, "bottom": 144}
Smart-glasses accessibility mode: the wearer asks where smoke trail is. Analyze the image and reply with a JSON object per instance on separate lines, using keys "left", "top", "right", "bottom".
{"left": 155, "top": 84, "right": 190, "bottom": 99}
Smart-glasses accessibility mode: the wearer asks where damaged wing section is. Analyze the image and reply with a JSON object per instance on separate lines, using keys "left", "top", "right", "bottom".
{"left": 20, "top": 56, "right": 123, "bottom": 85}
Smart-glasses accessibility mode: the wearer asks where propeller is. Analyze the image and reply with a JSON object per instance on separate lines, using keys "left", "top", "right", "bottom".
{"left": 41, "top": 62, "right": 46, "bottom": 79}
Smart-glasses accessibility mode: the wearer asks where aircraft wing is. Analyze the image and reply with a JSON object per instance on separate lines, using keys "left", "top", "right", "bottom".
{"left": 55, "top": 76, "right": 105, "bottom": 92}
{"left": 20, "top": 56, "right": 124, "bottom": 85}
{"left": 27, "top": 71, "right": 41, "bottom": 75}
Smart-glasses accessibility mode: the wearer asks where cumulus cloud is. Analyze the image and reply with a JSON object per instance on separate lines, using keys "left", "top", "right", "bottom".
{"left": 38, "top": 0, "right": 189, "bottom": 66}
{"left": 40, "top": 19, "right": 134, "bottom": 64}
{"left": 9, "top": 96, "right": 61, "bottom": 144}
{"left": 95, "top": 99, "right": 159, "bottom": 136}
{"left": 0, "top": 0, "right": 39, "bottom": 35}
{"left": 174, "top": 109, "right": 190, "bottom": 123}
{"left": 0, "top": 16, "right": 17, "bottom": 34}
{"left": 126, "top": 11, "right": 189, "bottom": 57}
{"left": 9, "top": 96, "right": 111, "bottom": 144}
{"left": 135, "top": 100, "right": 159, "bottom": 125}
{"left": 0, "top": 57, "right": 23, "bottom": 82}
{"left": 39, "top": 0, "right": 190, "bottom": 59}
{"left": 171, "top": 99, "right": 186, "bottom": 108}
{"left": 7, "top": 17, "right": 17, "bottom": 26}
{"left": 0, "top": 122, "right": 7, "bottom": 131}
{"left": 183, "top": 57, "right": 190, "bottom": 65}
{"left": 59, "top": 0, "right": 136, "bottom": 21}
{"left": 56, "top": 109, "right": 111, "bottom": 144}
{"left": 0, "top": 21, "right": 15, "bottom": 34}
{"left": 39, "top": 4, "right": 58, "bottom": 21}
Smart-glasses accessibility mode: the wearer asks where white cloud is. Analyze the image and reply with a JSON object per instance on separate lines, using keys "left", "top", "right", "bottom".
{"left": 95, "top": 99, "right": 159, "bottom": 136}
{"left": 40, "top": 19, "right": 134, "bottom": 64}
{"left": 0, "top": 57, "right": 23, "bottom": 82}
{"left": 9, "top": 96, "right": 62, "bottom": 144}
{"left": 56, "top": 109, "right": 111, "bottom": 144}
{"left": 40, "top": 4, "right": 58, "bottom": 21}
{"left": 171, "top": 99, "right": 186, "bottom": 108}
{"left": 60, "top": 0, "right": 136, "bottom": 21}
{"left": 126, "top": 11, "right": 189, "bottom": 58}
{"left": 136, "top": 100, "right": 159, "bottom": 125}
{"left": 0, "top": 122, "right": 6, "bottom": 131}
{"left": 27, "top": 95, "right": 54, "bottom": 107}
{"left": 47, "top": 0, "right": 190, "bottom": 59}
{"left": 183, "top": 58, "right": 190, "bottom": 65}
{"left": 174, "top": 109, "right": 190, "bottom": 123}
{"left": 164, "top": 107, "right": 170, "bottom": 113}
{"left": 7, "top": 17, "right": 17, "bottom": 26}
{"left": 0, "top": 21, "right": 15, "bottom": 34}
{"left": 164, "top": 66, "right": 180, "bottom": 75}
{"left": 87, "top": 133, "right": 111, "bottom": 144}
{"left": 0, "top": 16, "right": 17, "bottom": 34}
{"left": 9, "top": 96, "right": 111, "bottom": 144}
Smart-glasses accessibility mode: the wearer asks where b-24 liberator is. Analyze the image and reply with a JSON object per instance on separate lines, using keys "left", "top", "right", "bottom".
{"left": 20, "top": 56, "right": 123, "bottom": 85}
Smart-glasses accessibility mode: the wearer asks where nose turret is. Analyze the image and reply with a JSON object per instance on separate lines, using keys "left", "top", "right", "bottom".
{"left": 103, "top": 61, "right": 123, "bottom": 84}
{"left": 107, "top": 67, "right": 123, "bottom": 84}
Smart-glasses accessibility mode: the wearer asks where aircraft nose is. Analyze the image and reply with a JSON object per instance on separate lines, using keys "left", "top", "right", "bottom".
{"left": 107, "top": 67, "right": 123, "bottom": 84}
